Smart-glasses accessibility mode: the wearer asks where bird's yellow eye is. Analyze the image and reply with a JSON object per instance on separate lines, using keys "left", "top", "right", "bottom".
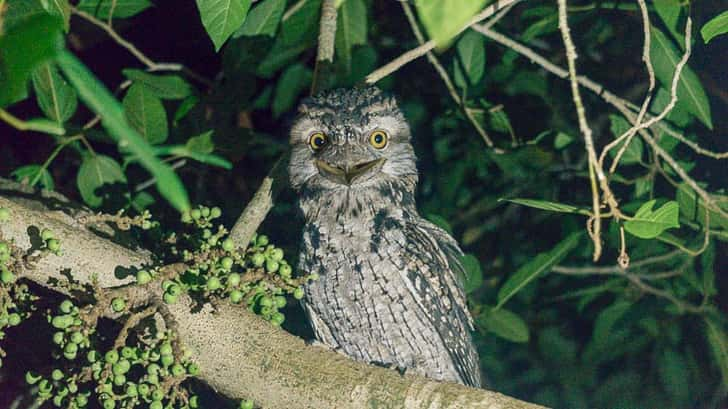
{"left": 309, "top": 132, "right": 328, "bottom": 151}
{"left": 369, "top": 130, "right": 388, "bottom": 149}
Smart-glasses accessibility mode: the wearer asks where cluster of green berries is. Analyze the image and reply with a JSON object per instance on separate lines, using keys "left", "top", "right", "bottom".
{"left": 48, "top": 299, "right": 92, "bottom": 360}
{"left": 25, "top": 369, "right": 90, "bottom": 408}
{"left": 180, "top": 205, "right": 222, "bottom": 228}
{"left": 0, "top": 240, "right": 14, "bottom": 284}
{"left": 41, "top": 228, "right": 62, "bottom": 254}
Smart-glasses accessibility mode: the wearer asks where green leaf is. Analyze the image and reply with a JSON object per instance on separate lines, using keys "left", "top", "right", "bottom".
{"left": 503, "top": 198, "right": 591, "bottom": 215}
{"left": 196, "top": 0, "right": 252, "bottom": 51}
{"left": 31, "top": 62, "right": 77, "bottom": 123}
{"left": 657, "top": 348, "right": 689, "bottom": 404}
{"left": 700, "top": 243, "right": 717, "bottom": 296}
{"left": 653, "top": 0, "right": 682, "bottom": 43}
{"left": 414, "top": 0, "right": 487, "bottom": 49}
{"left": 272, "top": 63, "right": 311, "bottom": 117}
{"left": 704, "top": 317, "right": 728, "bottom": 387}
{"left": 592, "top": 300, "right": 631, "bottom": 342}
{"left": 460, "top": 254, "right": 483, "bottom": 294}
{"left": 153, "top": 144, "right": 232, "bottom": 169}
{"left": 496, "top": 232, "right": 581, "bottom": 308}
{"left": 56, "top": 50, "right": 190, "bottom": 212}
{"left": 185, "top": 130, "right": 215, "bottom": 154}
{"left": 624, "top": 200, "right": 680, "bottom": 239}
{"left": 234, "top": 0, "right": 285, "bottom": 37}
{"left": 478, "top": 306, "right": 529, "bottom": 343}
{"left": 0, "top": 14, "right": 63, "bottom": 107}
{"left": 701, "top": 10, "right": 728, "bottom": 44}
{"left": 335, "top": 0, "right": 367, "bottom": 73}
{"left": 453, "top": 29, "right": 485, "bottom": 87}
{"left": 76, "top": 155, "right": 127, "bottom": 207}
{"left": 607, "top": 115, "right": 643, "bottom": 164}
{"left": 675, "top": 183, "right": 728, "bottom": 230}
{"left": 76, "top": 0, "right": 152, "bottom": 18}
{"left": 121, "top": 69, "right": 192, "bottom": 100}
{"left": 42, "top": 0, "right": 71, "bottom": 31}
{"left": 122, "top": 83, "right": 169, "bottom": 145}
{"left": 650, "top": 26, "right": 713, "bottom": 129}
{"left": 553, "top": 132, "right": 574, "bottom": 149}
{"left": 11, "top": 164, "right": 55, "bottom": 190}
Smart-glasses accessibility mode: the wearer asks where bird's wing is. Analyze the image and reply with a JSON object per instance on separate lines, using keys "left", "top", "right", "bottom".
{"left": 392, "top": 218, "right": 482, "bottom": 387}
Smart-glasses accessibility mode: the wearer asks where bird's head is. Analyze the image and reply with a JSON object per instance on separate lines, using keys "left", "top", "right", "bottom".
{"left": 288, "top": 87, "right": 417, "bottom": 192}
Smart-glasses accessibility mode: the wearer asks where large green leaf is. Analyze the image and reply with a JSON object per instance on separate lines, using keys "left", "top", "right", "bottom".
{"left": 496, "top": 232, "right": 582, "bottom": 308}
{"left": 460, "top": 254, "right": 483, "bottom": 294}
{"left": 0, "top": 14, "right": 63, "bottom": 107}
{"left": 590, "top": 299, "right": 632, "bottom": 347}
{"left": 414, "top": 0, "right": 487, "bottom": 49}
{"left": 701, "top": 10, "right": 728, "bottom": 44}
{"left": 335, "top": 0, "right": 367, "bottom": 73}
{"left": 478, "top": 306, "right": 529, "bottom": 343}
{"left": 675, "top": 183, "right": 728, "bottom": 230}
{"left": 624, "top": 200, "right": 680, "bottom": 239}
{"left": 56, "top": 50, "right": 190, "bottom": 212}
{"left": 76, "top": 155, "right": 127, "bottom": 207}
{"left": 196, "top": 0, "right": 252, "bottom": 51}
{"left": 122, "top": 83, "right": 169, "bottom": 145}
{"left": 454, "top": 29, "right": 485, "bottom": 88}
{"left": 234, "top": 0, "right": 285, "bottom": 37}
{"left": 272, "top": 63, "right": 311, "bottom": 117}
{"left": 31, "top": 62, "right": 77, "bottom": 123}
{"left": 503, "top": 198, "right": 591, "bottom": 216}
{"left": 122, "top": 69, "right": 192, "bottom": 100}
{"left": 77, "top": 0, "right": 152, "bottom": 18}
{"left": 650, "top": 26, "right": 712, "bottom": 129}
{"left": 653, "top": 0, "right": 682, "bottom": 43}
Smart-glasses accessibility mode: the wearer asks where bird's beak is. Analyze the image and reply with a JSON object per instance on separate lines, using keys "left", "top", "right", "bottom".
{"left": 315, "top": 158, "right": 387, "bottom": 185}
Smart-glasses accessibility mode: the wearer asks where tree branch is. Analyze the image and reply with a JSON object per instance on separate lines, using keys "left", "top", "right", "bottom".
{"left": 0, "top": 180, "right": 544, "bottom": 409}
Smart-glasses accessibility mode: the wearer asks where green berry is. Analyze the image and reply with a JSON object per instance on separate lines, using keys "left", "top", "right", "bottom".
{"left": 53, "top": 331, "right": 65, "bottom": 345}
{"left": 201, "top": 207, "right": 210, "bottom": 218}
{"left": 167, "top": 284, "right": 182, "bottom": 296}
{"left": 271, "top": 312, "right": 285, "bottom": 326}
{"left": 136, "top": 270, "right": 152, "bottom": 284}
{"left": 147, "top": 373, "right": 160, "bottom": 385}
{"left": 265, "top": 259, "right": 279, "bottom": 273}
{"left": 111, "top": 297, "right": 126, "bottom": 313}
{"left": 256, "top": 235, "right": 269, "bottom": 247}
{"left": 190, "top": 209, "right": 201, "bottom": 220}
{"left": 150, "top": 401, "right": 163, "bottom": 409}
{"left": 8, "top": 313, "right": 21, "bottom": 326}
{"left": 227, "top": 273, "right": 241, "bottom": 287}
{"left": 121, "top": 346, "right": 136, "bottom": 359}
{"left": 229, "top": 290, "right": 243, "bottom": 304}
{"left": 70, "top": 331, "right": 84, "bottom": 344}
{"left": 112, "top": 360, "right": 130, "bottom": 375}
{"left": 104, "top": 350, "right": 119, "bottom": 364}
{"left": 161, "top": 354, "right": 174, "bottom": 367}
{"left": 75, "top": 394, "right": 88, "bottom": 407}
{"left": 0, "top": 269, "right": 13, "bottom": 284}
{"left": 59, "top": 300, "right": 74, "bottom": 314}
{"left": 159, "top": 342, "right": 173, "bottom": 356}
{"left": 190, "top": 395, "right": 199, "bottom": 408}
{"left": 293, "top": 288, "right": 305, "bottom": 300}
{"left": 163, "top": 293, "right": 178, "bottom": 304}
{"left": 269, "top": 248, "right": 284, "bottom": 262}
{"left": 138, "top": 384, "right": 150, "bottom": 396}
{"left": 240, "top": 399, "right": 254, "bottom": 409}
{"left": 279, "top": 264, "right": 292, "bottom": 277}
{"left": 206, "top": 276, "right": 222, "bottom": 291}
{"left": 47, "top": 238, "right": 60, "bottom": 252}
{"left": 171, "top": 363, "right": 185, "bottom": 377}
{"left": 221, "top": 256, "right": 234, "bottom": 271}
{"left": 251, "top": 253, "right": 265, "bottom": 267}
{"left": 126, "top": 383, "right": 138, "bottom": 397}
{"left": 151, "top": 388, "right": 165, "bottom": 401}
{"left": 0, "top": 208, "right": 10, "bottom": 222}
{"left": 181, "top": 211, "right": 192, "bottom": 223}
{"left": 187, "top": 363, "right": 200, "bottom": 376}
{"left": 51, "top": 369, "right": 64, "bottom": 381}
{"left": 274, "top": 296, "right": 286, "bottom": 308}
{"left": 25, "top": 371, "right": 41, "bottom": 384}
{"left": 147, "top": 363, "right": 160, "bottom": 375}
{"left": 41, "top": 228, "right": 54, "bottom": 241}
{"left": 259, "top": 296, "right": 273, "bottom": 308}
{"left": 210, "top": 207, "right": 222, "bottom": 218}
{"left": 222, "top": 238, "right": 234, "bottom": 252}
{"left": 87, "top": 350, "right": 100, "bottom": 363}
{"left": 0, "top": 242, "right": 8, "bottom": 254}
{"left": 208, "top": 236, "right": 219, "bottom": 246}
{"left": 308, "top": 273, "right": 320, "bottom": 281}
{"left": 103, "top": 398, "right": 115, "bottom": 409}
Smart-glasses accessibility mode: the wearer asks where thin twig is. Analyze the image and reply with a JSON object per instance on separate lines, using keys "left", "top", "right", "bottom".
{"left": 310, "top": 0, "right": 337, "bottom": 95}
{"left": 365, "top": 0, "right": 524, "bottom": 84}
{"left": 400, "top": 1, "right": 501, "bottom": 151}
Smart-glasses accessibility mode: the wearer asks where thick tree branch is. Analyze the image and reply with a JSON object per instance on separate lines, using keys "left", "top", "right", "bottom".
{"left": 0, "top": 181, "right": 544, "bottom": 409}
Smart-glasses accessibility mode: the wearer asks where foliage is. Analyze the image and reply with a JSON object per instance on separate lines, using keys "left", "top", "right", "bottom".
{"left": 0, "top": 0, "right": 727, "bottom": 408}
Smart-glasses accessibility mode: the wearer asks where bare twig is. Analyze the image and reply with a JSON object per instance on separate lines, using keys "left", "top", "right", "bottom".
{"left": 365, "top": 0, "right": 524, "bottom": 84}
{"left": 400, "top": 1, "right": 501, "bottom": 151}
{"left": 310, "top": 0, "right": 337, "bottom": 95}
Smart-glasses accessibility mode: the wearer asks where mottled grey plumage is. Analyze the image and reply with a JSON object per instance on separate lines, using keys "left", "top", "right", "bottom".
{"left": 288, "top": 87, "right": 481, "bottom": 387}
